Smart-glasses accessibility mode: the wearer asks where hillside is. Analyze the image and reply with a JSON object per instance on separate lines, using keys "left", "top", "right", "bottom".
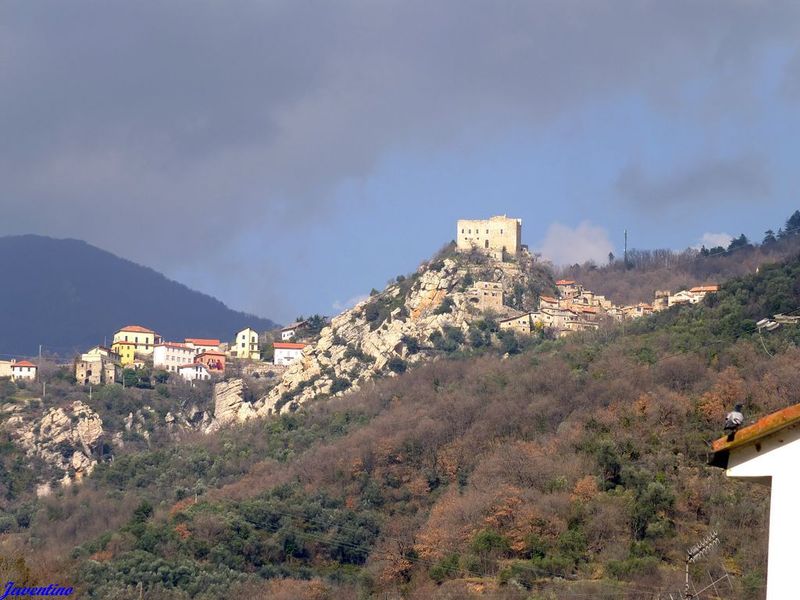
{"left": 560, "top": 211, "right": 800, "bottom": 306}
{"left": 5, "top": 250, "right": 800, "bottom": 598}
{"left": 0, "top": 235, "right": 277, "bottom": 356}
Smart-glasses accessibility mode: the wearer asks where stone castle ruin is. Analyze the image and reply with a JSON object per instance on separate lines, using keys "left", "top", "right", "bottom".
{"left": 456, "top": 215, "right": 522, "bottom": 260}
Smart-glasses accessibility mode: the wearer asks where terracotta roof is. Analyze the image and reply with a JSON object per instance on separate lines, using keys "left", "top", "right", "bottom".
{"left": 690, "top": 285, "right": 719, "bottom": 293}
{"left": 710, "top": 402, "right": 800, "bottom": 468}
{"left": 556, "top": 280, "right": 576, "bottom": 285}
{"left": 117, "top": 325, "right": 154, "bottom": 334}
{"left": 156, "top": 342, "right": 193, "bottom": 350}
{"left": 581, "top": 306, "right": 599, "bottom": 314}
{"left": 281, "top": 321, "right": 308, "bottom": 331}
{"left": 198, "top": 350, "right": 226, "bottom": 357}
{"left": 274, "top": 342, "right": 308, "bottom": 349}
{"left": 185, "top": 338, "right": 220, "bottom": 346}
{"left": 12, "top": 360, "right": 36, "bottom": 368}
{"left": 540, "top": 296, "right": 558, "bottom": 303}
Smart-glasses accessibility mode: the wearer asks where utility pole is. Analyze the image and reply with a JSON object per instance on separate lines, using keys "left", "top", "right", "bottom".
{"left": 37, "top": 344, "right": 42, "bottom": 382}
{"left": 624, "top": 229, "right": 628, "bottom": 268}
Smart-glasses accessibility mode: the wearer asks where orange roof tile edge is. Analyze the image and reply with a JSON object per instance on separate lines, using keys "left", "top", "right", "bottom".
{"left": 710, "top": 402, "right": 800, "bottom": 466}
{"left": 13, "top": 360, "right": 36, "bottom": 368}
{"left": 274, "top": 342, "right": 308, "bottom": 349}
{"left": 118, "top": 325, "right": 155, "bottom": 333}
{"left": 185, "top": 338, "right": 221, "bottom": 345}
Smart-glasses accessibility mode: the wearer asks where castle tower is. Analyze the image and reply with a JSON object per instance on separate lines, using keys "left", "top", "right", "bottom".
{"left": 456, "top": 215, "right": 522, "bottom": 258}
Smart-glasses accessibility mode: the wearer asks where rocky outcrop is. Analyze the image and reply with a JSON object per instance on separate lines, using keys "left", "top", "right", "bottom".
{"left": 12, "top": 400, "right": 104, "bottom": 488}
{"left": 205, "top": 379, "right": 257, "bottom": 432}
{"left": 257, "top": 250, "right": 549, "bottom": 414}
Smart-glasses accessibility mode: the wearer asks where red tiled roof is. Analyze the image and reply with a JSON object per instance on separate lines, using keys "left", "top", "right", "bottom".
{"left": 690, "top": 285, "right": 719, "bottom": 293}
{"left": 118, "top": 325, "right": 154, "bottom": 334}
{"left": 274, "top": 342, "right": 308, "bottom": 349}
{"left": 13, "top": 360, "right": 36, "bottom": 368}
{"left": 556, "top": 280, "right": 576, "bottom": 285}
{"left": 198, "top": 350, "right": 225, "bottom": 357}
{"left": 581, "top": 307, "right": 599, "bottom": 314}
{"left": 185, "top": 338, "right": 221, "bottom": 346}
{"left": 540, "top": 296, "right": 558, "bottom": 303}
{"left": 710, "top": 402, "right": 800, "bottom": 468}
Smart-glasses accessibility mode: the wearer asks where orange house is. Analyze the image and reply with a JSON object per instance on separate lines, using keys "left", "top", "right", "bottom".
{"left": 197, "top": 350, "right": 226, "bottom": 372}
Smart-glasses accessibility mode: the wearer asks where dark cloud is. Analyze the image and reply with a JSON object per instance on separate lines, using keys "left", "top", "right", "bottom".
{"left": 0, "top": 1, "right": 798, "bottom": 315}
{"left": 615, "top": 156, "right": 771, "bottom": 206}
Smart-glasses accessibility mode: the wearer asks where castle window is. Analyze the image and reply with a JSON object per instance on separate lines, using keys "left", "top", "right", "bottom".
{"left": 461, "top": 229, "right": 464, "bottom": 233}
{"left": 500, "top": 229, "right": 504, "bottom": 234}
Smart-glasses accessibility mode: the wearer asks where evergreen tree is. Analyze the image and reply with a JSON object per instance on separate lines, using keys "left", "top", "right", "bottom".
{"left": 763, "top": 229, "right": 777, "bottom": 245}
{"left": 785, "top": 210, "right": 800, "bottom": 235}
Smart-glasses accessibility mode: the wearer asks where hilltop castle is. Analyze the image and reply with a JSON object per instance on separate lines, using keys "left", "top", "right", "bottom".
{"left": 456, "top": 215, "right": 522, "bottom": 259}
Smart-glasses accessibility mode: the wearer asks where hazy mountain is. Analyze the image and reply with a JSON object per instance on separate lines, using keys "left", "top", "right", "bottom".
{"left": 0, "top": 235, "right": 277, "bottom": 357}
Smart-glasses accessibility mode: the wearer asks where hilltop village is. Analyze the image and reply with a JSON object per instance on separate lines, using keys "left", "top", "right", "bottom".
{"left": 0, "top": 216, "right": 717, "bottom": 389}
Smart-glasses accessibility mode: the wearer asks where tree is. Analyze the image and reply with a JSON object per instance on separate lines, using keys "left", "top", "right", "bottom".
{"left": 608, "top": 252, "right": 615, "bottom": 264}
{"left": 785, "top": 210, "right": 800, "bottom": 235}
{"left": 727, "top": 234, "right": 751, "bottom": 252}
{"left": 763, "top": 229, "right": 777, "bottom": 245}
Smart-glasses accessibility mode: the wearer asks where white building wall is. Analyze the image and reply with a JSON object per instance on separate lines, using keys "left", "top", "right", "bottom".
{"left": 154, "top": 345, "right": 197, "bottom": 372}
{"left": 274, "top": 348, "right": 304, "bottom": 366}
{"left": 726, "top": 422, "right": 800, "bottom": 600}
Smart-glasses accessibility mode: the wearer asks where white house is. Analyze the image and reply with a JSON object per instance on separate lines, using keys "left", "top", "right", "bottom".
{"left": 10, "top": 360, "right": 37, "bottom": 381}
{"left": 184, "top": 338, "right": 221, "bottom": 354}
{"left": 178, "top": 363, "right": 210, "bottom": 382}
{"left": 710, "top": 402, "right": 800, "bottom": 600}
{"left": 274, "top": 342, "right": 307, "bottom": 366}
{"left": 281, "top": 321, "right": 307, "bottom": 341}
{"left": 153, "top": 343, "right": 197, "bottom": 373}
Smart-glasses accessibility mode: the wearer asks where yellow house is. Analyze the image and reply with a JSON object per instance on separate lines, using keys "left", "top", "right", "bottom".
{"left": 230, "top": 327, "right": 261, "bottom": 360}
{"left": 111, "top": 340, "right": 136, "bottom": 366}
{"left": 112, "top": 325, "right": 161, "bottom": 355}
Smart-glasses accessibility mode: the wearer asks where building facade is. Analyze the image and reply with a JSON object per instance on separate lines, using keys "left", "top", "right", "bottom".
{"left": 498, "top": 313, "right": 532, "bottom": 335}
{"left": 184, "top": 338, "right": 221, "bottom": 354}
{"left": 10, "top": 361, "right": 37, "bottom": 381}
{"left": 112, "top": 340, "right": 137, "bottom": 366}
{"left": 230, "top": 327, "right": 261, "bottom": 360}
{"left": 456, "top": 215, "right": 522, "bottom": 258}
{"left": 197, "top": 350, "right": 226, "bottom": 372}
{"left": 466, "top": 281, "right": 504, "bottom": 311}
{"left": 75, "top": 357, "right": 121, "bottom": 386}
{"left": 153, "top": 343, "right": 197, "bottom": 373}
{"left": 274, "top": 342, "right": 307, "bottom": 366}
{"left": 178, "top": 363, "right": 210, "bottom": 382}
{"left": 112, "top": 325, "right": 162, "bottom": 355}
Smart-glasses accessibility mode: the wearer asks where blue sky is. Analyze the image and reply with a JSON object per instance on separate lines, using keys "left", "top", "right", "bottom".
{"left": 2, "top": 2, "right": 799, "bottom": 323}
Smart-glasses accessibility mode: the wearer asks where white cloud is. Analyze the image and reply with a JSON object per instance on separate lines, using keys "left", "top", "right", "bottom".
{"left": 536, "top": 222, "right": 615, "bottom": 266}
{"left": 332, "top": 294, "right": 369, "bottom": 313}
{"left": 695, "top": 232, "right": 733, "bottom": 249}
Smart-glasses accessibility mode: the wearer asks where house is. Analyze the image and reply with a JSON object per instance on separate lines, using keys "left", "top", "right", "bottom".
{"left": 498, "top": 313, "right": 532, "bottom": 335}
{"left": 709, "top": 402, "right": 800, "bottom": 599}
{"left": 274, "top": 342, "right": 308, "bottom": 366}
{"left": 75, "top": 354, "right": 121, "bottom": 386}
{"left": 10, "top": 360, "right": 37, "bottom": 381}
{"left": 112, "top": 325, "right": 162, "bottom": 355}
{"left": 230, "top": 327, "right": 261, "bottom": 360}
{"left": 111, "top": 340, "right": 137, "bottom": 366}
{"left": 539, "top": 296, "right": 560, "bottom": 311}
{"left": 465, "top": 281, "right": 504, "bottom": 311}
{"left": 280, "top": 321, "right": 308, "bottom": 341}
{"left": 178, "top": 363, "right": 210, "bottom": 382}
{"left": 653, "top": 290, "right": 671, "bottom": 312}
{"left": 0, "top": 360, "right": 13, "bottom": 378}
{"left": 622, "top": 303, "right": 654, "bottom": 318}
{"left": 197, "top": 350, "right": 226, "bottom": 372}
{"left": 81, "top": 346, "right": 119, "bottom": 361}
{"left": 153, "top": 343, "right": 197, "bottom": 373}
{"left": 556, "top": 279, "right": 582, "bottom": 298}
{"left": 456, "top": 215, "right": 522, "bottom": 259}
{"left": 184, "top": 338, "right": 221, "bottom": 354}
{"left": 688, "top": 284, "right": 719, "bottom": 302}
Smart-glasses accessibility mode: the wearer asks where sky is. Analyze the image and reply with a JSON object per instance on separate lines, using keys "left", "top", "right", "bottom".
{"left": 2, "top": 1, "right": 800, "bottom": 324}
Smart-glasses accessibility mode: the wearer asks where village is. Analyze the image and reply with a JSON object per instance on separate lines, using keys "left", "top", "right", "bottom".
{"left": 0, "top": 216, "right": 718, "bottom": 388}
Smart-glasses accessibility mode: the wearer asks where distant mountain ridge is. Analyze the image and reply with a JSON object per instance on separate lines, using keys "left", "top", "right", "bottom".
{"left": 0, "top": 235, "right": 277, "bottom": 357}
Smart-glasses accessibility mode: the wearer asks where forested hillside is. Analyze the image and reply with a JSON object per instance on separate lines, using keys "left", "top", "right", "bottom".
{"left": 0, "top": 235, "right": 276, "bottom": 356}
{"left": 560, "top": 210, "right": 800, "bottom": 306}
{"left": 4, "top": 251, "right": 800, "bottom": 598}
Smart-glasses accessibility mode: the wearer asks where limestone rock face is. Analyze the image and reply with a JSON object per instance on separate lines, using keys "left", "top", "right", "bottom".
{"left": 206, "top": 379, "right": 257, "bottom": 432}
{"left": 12, "top": 400, "right": 104, "bottom": 486}
{"left": 258, "top": 250, "right": 549, "bottom": 414}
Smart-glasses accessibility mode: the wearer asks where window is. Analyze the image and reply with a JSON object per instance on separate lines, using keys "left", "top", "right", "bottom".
{"left": 486, "top": 229, "right": 489, "bottom": 234}
{"left": 500, "top": 229, "right": 503, "bottom": 234}
{"left": 461, "top": 228, "right": 464, "bottom": 233}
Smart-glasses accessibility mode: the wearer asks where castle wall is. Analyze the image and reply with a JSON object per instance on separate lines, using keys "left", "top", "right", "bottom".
{"left": 456, "top": 215, "right": 521, "bottom": 256}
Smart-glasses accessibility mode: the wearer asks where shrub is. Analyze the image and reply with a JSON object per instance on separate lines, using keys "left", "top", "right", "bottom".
{"left": 387, "top": 358, "right": 407, "bottom": 374}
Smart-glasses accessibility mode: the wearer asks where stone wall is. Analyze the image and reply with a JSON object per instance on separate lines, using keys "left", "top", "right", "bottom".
{"left": 456, "top": 215, "right": 521, "bottom": 257}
